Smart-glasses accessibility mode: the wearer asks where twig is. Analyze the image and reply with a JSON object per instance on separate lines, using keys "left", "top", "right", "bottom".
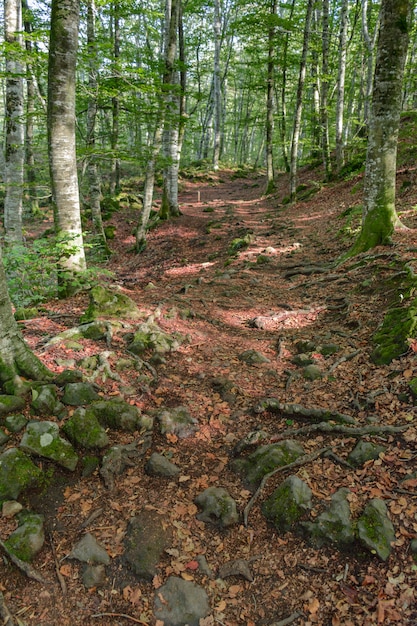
{"left": 0, "top": 539, "right": 47, "bottom": 584}
{"left": 91, "top": 613, "right": 149, "bottom": 624}
{"left": 270, "top": 611, "right": 303, "bottom": 626}
{"left": 48, "top": 532, "right": 67, "bottom": 595}
{"left": 327, "top": 350, "right": 360, "bottom": 375}
{"left": 243, "top": 447, "right": 331, "bottom": 527}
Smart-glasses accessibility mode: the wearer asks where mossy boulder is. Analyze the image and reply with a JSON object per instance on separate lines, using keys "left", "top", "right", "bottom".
{"left": 0, "top": 448, "right": 42, "bottom": 502}
{"left": 0, "top": 395, "right": 25, "bottom": 416}
{"left": 128, "top": 321, "right": 180, "bottom": 356}
{"left": 62, "top": 382, "right": 100, "bottom": 406}
{"left": 4, "top": 510, "right": 45, "bottom": 562}
{"left": 20, "top": 421, "right": 78, "bottom": 471}
{"left": 54, "top": 369, "right": 84, "bottom": 386}
{"left": 90, "top": 399, "right": 141, "bottom": 432}
{"left": 262, "top": 475, "right": 312, "bottom": 533}
{"left": 194, "top": 487, "right": 239, "bottom": 528}
{"left": 347, "top": 440, "right": 386, "bottom": 467}
{"left": 63, "top": 408, "right": 109, "bottom": 449}
{"left": 371, "top": 299, "right": 417, "bottom": 364}
{"left": 303, "top": 488, "right": 355, "bottom": 547}
{"left": 234, "top": 440, "right": 305, "bottom": 488}
{"left": 81, "top": 285, "right": 142, "bottom": 322}
{"left": 302, "top": 364, "right": 323, "bottom": 380}
{"left": 30, "top": 385, "right": 65, "bottom": 417}
{"left": 357, "top": 498, "right": 395, "bottom": 561}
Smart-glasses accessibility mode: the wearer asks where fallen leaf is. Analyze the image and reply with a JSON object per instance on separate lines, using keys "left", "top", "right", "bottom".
{"left": 185, "top": 560, "right": 199, "bottom": 570}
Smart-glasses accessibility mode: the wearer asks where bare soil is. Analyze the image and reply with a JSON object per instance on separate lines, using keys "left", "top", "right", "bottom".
{"left": 2, "top": 163, "right": 417, "bottom": 626}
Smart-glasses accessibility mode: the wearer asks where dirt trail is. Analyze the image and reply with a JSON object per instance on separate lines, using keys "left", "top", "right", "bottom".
{"left": 3, "top": 168, "right": 417, "bottom": 625}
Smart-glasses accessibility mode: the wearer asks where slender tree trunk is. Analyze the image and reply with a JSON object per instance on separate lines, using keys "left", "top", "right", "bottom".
{"left": 213, "top": 0, "right": 221, "bottom": 170}
{"left": 289, "top": 0, "right": 314, "bottom": 200}
{"left": 348, "top": 0, "right": 412, "bottom": 256}
{"left": 48, "top": 0, "right": 86, "bottom": 296}
{"left": 4, "top": 0, "right": 25, "bottom": 243}
{"left": 320, "top": 0, "right": 331, "bottom": 180}
{"left": 110, "top": 3, "right": 120, "bottom": 195}
{"left": 87, "top": 0, "right": 110, "bottom": 257}
{"left": 265, "top": 0, "right": 276, "bottom": 194}
{"left": 335, "top": 0, "right": 349, "bottom": 173}
{"left": 279, "top": 0, "right": 295, "bottom": 173}
{"left": 362, "top": 0, "right": 380, "bottom": 128}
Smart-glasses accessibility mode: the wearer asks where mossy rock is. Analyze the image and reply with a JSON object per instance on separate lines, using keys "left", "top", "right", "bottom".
{"left": 303, "top": 488, "right": 355, "bottom": 547}
{"left": 63, "top": 408, "right": 109, "bottom": 449}
{"left": 90, "top": 399, "right": 141, "bottom": 432}
{"left": 128, "top": 321, "right": 181, "bottom": 356}
{"left": 0, "top": 448, "right": 42, "bottom": 502}
{"left": 4, "top": 510, "right": 45, "bottom": 562}
{"left": 234, "top": 440, "right": 305, "bottom": 488}
{"left": 262, "top": 475, "right": 312, "bottom": 532}
{"left": 123, "top": 510, "right": 172, "bottom": 580}
{"left": 194, "top": 487, "right": 239, "bottom": 528}
{"left": 3, "top": 411, "right": 26, "bottom": 434}
{"left": 20, "top": 421, "right": 78, "bottom": 471}
{"left": 347, "top": 440, "right": 386, "bottom": 467}
{"left": 30, "top": 385, "right": 65, "bottom": 417}
{"left": 62, "top": 382, "right": 100, "bottom": 406}
{"left": 357, "top": 498, "right": 395, "bottom": 561}
{"left": 81, "top": 285, "right": 141, "bottom": 322}
{"left": 14, "top": 307, "right": 39, "bottom": 321}
{"left": 371, "top": 299, "right": 417, "bottom": 364}
{"left": 54, "top": 369, "right": 84, "bottom": 386}
{"left": 0, "top": 395, "right": 25, "bottom": 416}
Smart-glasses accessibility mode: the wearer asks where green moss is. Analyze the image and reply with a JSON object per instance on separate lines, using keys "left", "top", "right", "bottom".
{"left": 371, "top": 298, "right": 417, "bottom": 364}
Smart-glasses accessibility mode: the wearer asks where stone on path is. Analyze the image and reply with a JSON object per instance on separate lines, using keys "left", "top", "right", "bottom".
{"left": 153, "top": 576, "right": 210, "bottom": 626}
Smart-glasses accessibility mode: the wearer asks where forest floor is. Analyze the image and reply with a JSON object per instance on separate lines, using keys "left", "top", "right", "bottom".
{"left": 2, "top": 158, "right": 417, "bottom": 626}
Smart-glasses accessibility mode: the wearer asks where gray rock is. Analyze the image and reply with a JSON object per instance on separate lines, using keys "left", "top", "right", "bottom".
{"left": 347, "top": 440, "right": 386, "bottom": 467}
{"left": 54, "top": 369, "right": 84, "bottom": 386}
{"left": 238, "top": 349, "right": 270, "bottom": 365}
{"left": 63, "top": 407, "right": 109, "bottom": 449}
{"left": 100, "top": 443, "right": 141, "bottom": 490}
{"left": 20, "top": 421, "right": 78, "bottom": 471}
{"left": 0, "top": 448, "right": 42, "bottom": 501}
{"left": 157, "top": 406, "right": 197, "bottom": 438}
{"left": 62, "top": 382, "right": 100, "bottom": 406}
{"left": 128, "top": 321, "right": 180, "bottom": 356}
{"left": 234, "top": 440, "right": 305, "bottom": 488}
{"left": 79, "top": 321, "right": 110, "bottom": 341}
{"left": 319, "top": 343, "right": 340, "bottom": 356}
{"left": 0, "top": 394, "right": 25, "bottom": 416}
{"left": 304, "top": 488, "right": 355, "bottom": 547}
{"left": 302, "top": 364, "right": 323, "bottom": 380}
{"left": 2, "top": 500, "right": 23, "bottom": 518}
{"left": 30, "top": 385, "right": 65, "bottom": 417}
{"left": 123, "top": 510, "right": 171, "bottom": 580}
{"left": 194, "top": 487, "right": 239, "bottom": 528}
{"left": 154, "top": 576, "right": 210, "bottom": 626}
{"left": 4, "top": 511, "right": 44, "bottom": 562}
{"left": 69, "top": 533, "right": 110, "bottom": 565}
{"left": 4, "top": 413, "right": 27, "bottom": 433}
{"left": 262, "top": 475, "right": 312, "bottom": 532}
{"left": 81, "top": 285, "right": 142, "bottom": 322}
{"left": 145, "top": 453, "right": 180, "bottom": 477}
{"left": 292, "top": 353, "right": 314, "bottom": 366}
{"left": 357, "top": 498, "right": 395, "bottom": 561}
{"left": 0, "top": 429, "right": 9, "bottom": 446}
{"left": 82, "top": 564, "right": 107, "bottom": 588}
{"left": 90, "top": 399, "right": 141, "bottom": 432}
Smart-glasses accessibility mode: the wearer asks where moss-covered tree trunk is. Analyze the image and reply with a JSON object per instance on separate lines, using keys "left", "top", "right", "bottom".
{"left": 0, "top": 247, "right": 52, "bottom": 387}
{"left": 349, "top": 0, "right": 413, "bottom": 256}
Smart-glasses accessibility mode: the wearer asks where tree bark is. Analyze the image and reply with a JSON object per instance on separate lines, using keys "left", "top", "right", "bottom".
{"left": 212, "top": 0, "right": 221, "bottom": 170}
{"left": 320, "top": 0, "right": 331, "bottom": 180}
{"left": 335, "top": 0, "right": 349, "bottom": 173}
{"left": 349, "top": 0, "right": 412, "bottom": 256}
{"left": 265, "top": 0, "right": 276, "bottom": 194}
{"left": 48, "top": 0, "right": 86, "bottom": 296}
{"left": 4, "top": 0, "right": 25, "bottom": 243}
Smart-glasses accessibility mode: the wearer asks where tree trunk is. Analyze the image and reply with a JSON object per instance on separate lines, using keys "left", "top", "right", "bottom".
{"left": 4, "top": 0, "right": 25, "bottom": 243}
{"left": 48, "top": 0, "right": 86, "bottom": 296}
{"left": 335, "top": 0, "right": 349, "bottom": 173}
{"left": 265, "top": 0, "right": 276, "bottom": 194}
{"left": 289, "top": 0, "right": 314, "bottom": 200}
{"left": 362, "top": 0, "right": 380, "bottom": 128}
{"left": 0, "top": 246, "right": 52, "bottom": 386}
{"left": 110, "top": 3, "right": 120, "bottom": 196}
{"left": 348, "top": 0, "right": 412, "bottom": 256}
{"left": 212, "top": 0, "right": 221, "bottom": 170}
{"left": 87, "top": 0, "right": 110, "bottom": 257}
{"left": 320, "top": 0, "right": 331, "bottom": 180}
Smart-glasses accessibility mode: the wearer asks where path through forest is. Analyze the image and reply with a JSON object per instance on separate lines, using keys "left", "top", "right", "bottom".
{"left": 3, "top": 165, "right": 417, "bottom": 625}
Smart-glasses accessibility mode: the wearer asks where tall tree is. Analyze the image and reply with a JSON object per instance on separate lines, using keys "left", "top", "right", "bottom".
{"left": 48, "top": 0, "right": 86, "bottom": 296}
{"left": 212, "top": 0, "right": 222, "bottom": 170}
{"left": 335, "top": 0, "right": 349, "bottom": 173}
{"left": 348, "top": 0, "right": 413, "bottom": 256}
{"left": 4, "top": 0, "right": 25, "bottom": 243}
{"left": 265, "top": 0, "right": 277, "bottom": 194}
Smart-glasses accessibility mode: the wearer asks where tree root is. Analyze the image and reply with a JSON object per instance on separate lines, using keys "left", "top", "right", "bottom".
{"left": 254, "top": 398, "right": 357, "bottom": 424}
{"left": 270, "top": 421, "right": 410, "bottom": 441}
{"left": 327, "top": 349, "right": 360, "bottom": 375}
{"left": 243, "top": 447, "right": 331, "bottom": 527}
{"left": 0, "top": 539, "right": 47, "bottom": 584}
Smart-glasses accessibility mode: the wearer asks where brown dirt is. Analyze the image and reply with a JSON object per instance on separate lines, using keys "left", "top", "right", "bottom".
{"left": 2, "top": 164, "right": 417, "bottom": 625}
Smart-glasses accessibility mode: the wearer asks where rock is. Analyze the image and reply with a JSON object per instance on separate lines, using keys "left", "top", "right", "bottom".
{"left": 128, "top": 321, "right": 180, "bottom": 356}
{"left": 238, "top": 349, "right": 270, "bottom": 365}
{"left": 14, "top": 307, "right": 39, "bottom": 321}
{"left": 4, "top": 413, "right": 27, "bottom": 433}
{"left": 234, "top": 440, "right": 305, "bottom": 488}
{"left": 233, "top": 430, "right": 269, "bottom": 455}
{"left": 90, "top": 399, "right": 141, "bottom": 432}
{"left": 63, "top": 408, "right": 109, "bottom": 449}
{"left": 145, "top": 453, "right": 180, "bottom": 477}
{"left": 302, "top": 364, "right": 323, "bottom": 380}
{"left": 262, "top": 475, "right": 312, "bottom": 533}
{"left": 319, "top": 343, "right": 340, "bottom": 356}
{"left": 100, "top": 443, "right": 141, "bottom": 490}
{"left": 81, "top": 455, "right": 100, "bottom": 477}
{"left": 0, "top": 429, "right": 9, "bottom": 446}
{"left": 194, "top": 487, "right": 239, "bottom": 528}
{"left": 218, "top": 558, "right": 253, "bottom": 581}
{"left": 347, "top": 440, "right": 386, "bottom": 467}
{"left": 2, "top": 500, "right": 23, "bottom": 517}
{"left": 156, "top": 406, "right": 197, "bottom": 438}
{"left": 371, "top": 299, "right": 417, "bottom": 365}
{"left": 0, "top": 448, "right": 42, "bottom": 501}
{"left": 20, "top": 421, "right": 79, "bottom": 471}
{"left": 410, "top": 537, "right": 417, "bottom": 561}
{"left": 81, "top": 285, "right": 142, "bottom": 322}
{"left": 54, "top": 369, "right": 84, "bottom": 386}
{"left": 69, "top": 533, "right": 110, "bottom": 564}
{"left": 153, "top": 576, "right": 210, "bottom": 626}
{"left": 123, "top": 510, "right": 171, "bottom": 580}
{"left": 304, "top": 488, "right": 355, "bottom": 547}
{"left": 0, "top": 395, "right": 25, "bottom": 416}
{"left": 357, "top": 498, "right": 395, "bottom": 561}
{"left": 79, "top": 321, "right": 110, "bottom": 341}
{"left": 30, "top": 385, "right": 65, "bottom": 417}
{"left": 4, "top": 511, "right": 45, "bottom": 562}
{"left": 82, "top": 564, "right": 107, "bottom": 588}
{"left": 292, "top": 353, "right": 314, "bottom": 366}
{"left": 295, "top": 340, "right": 316, "bottom": 353}
{"left": 62, "top": 382, "right": 100, "bottom": 406}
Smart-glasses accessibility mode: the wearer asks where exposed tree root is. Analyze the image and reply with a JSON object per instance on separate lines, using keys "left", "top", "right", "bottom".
{"left": 270, "top": 421, "right": 410, "bottom": 441}
{"left": 0, "top": 539, "right": 47, "bottom": 584}
{"left": 254, "top": 398, "right": 357, "bottom": 424}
